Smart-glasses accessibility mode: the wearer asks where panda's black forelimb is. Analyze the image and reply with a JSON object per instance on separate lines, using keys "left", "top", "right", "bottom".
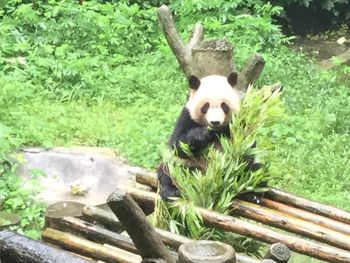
{"left": 157, "top": 164, "right": 180, "bottom": 200}
{"left": 169, "top": 107, "right": 217, "bottom": 158}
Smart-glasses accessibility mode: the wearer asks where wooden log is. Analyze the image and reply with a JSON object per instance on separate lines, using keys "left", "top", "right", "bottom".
{"left": 236, "top": 53, "right": 265, "bottom": 92}
{"left": 266, "top": 188, "right": 350, "bottom": 225}
{"left": 45, "top": 201, "right": 85, "bottom": 229}
{"left": 57, "top": 216, "right": 138, "bottom": 254}
{"left": 107, "top": 188, "right": 175, "bottom": 263}
{"left": 135, "top": 172, "right": 158, "bottom": 189}
{"left": 42, "top": 228, "right": 141, "bottom": 263}
{"left": 264, "top": 243, "right": 290, "bottom": 263}
{"left": 125, "top": 186, "right": 350, "bottom": 263}
{"left": 199, "top": 207, "right": 350, "bottom": 263}
{"left": 83, "top": 205, "right": 190, "bottom": 250}
{"left": 0, "top": 230, "right": 93, "bottom": 263}
{"left": 261, "top": 198, "right": 350, "bottom": 236}
{"left": 231, "top": 200, "right": 350, "bottom": 251}
{"left": 82, "top": 205, "right": 124, "bottom": 232}
{"left": 178, "top": 240, "right": 236, "bottom": 263}
{"left": 82, "top": 205, "right": 259, "bottom": 263}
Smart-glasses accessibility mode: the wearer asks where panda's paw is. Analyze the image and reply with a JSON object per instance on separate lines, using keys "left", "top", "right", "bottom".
{"left": 191, "top": 128, "right": 215, "bottom": 147}
{"left": 160, "top": 185, "right": 180, "bottom": 200}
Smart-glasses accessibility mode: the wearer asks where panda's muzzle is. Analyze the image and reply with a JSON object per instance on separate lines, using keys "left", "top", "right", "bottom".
{"left": 210, "top": 121, "right": 221, "bottom": 127}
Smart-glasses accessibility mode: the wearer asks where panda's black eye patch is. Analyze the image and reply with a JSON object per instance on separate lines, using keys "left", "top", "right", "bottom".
{"left": 201, "top": 103, "right": 210, "bottom": 114}
{"left": 221, "top": 102, "right": 230, "bottom": 114}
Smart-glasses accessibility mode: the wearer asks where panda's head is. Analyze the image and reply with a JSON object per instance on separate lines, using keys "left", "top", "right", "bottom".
{"left": 186, "top": 73, "right": 240, "bottom": 129}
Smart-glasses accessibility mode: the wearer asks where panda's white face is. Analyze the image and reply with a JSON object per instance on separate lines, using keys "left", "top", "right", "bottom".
{"left": 186, "top": 74, "right": 240, "bottom": 129}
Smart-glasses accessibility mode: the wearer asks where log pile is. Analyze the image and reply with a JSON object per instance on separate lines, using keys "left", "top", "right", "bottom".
{"left": 39, "top": 196, "right": 262, "bottom": 263}
{"left": 133, "top": 172, "right": 350, "bottom": 263}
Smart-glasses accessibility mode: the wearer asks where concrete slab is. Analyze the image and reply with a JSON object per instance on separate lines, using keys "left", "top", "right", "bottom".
{"left": 17, "top": 147, "right": 146, "bottom": 206}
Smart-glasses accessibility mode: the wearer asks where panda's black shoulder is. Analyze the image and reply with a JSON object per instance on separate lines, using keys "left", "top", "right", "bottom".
{"left": 168, "top": 107, "right": 201, "bottom": 147}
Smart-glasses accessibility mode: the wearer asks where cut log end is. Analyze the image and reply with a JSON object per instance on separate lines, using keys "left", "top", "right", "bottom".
{"left": 264, "top": 243, "right": 290, "bottom": 263}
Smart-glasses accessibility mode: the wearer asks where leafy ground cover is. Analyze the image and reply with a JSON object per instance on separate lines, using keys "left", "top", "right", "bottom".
{"left": 0, "top": 0, "right": 349, "bottom": 249}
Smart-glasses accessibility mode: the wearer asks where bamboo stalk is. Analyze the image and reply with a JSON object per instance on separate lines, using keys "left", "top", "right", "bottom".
{"left": 0, "top": 230, "right": 93, "bottom": 263}
{"left": 42, "top": 228, "right": 141, "bottom": 263}
{"left": 107, "top": 188, "right": 175, "bottom": 263}
{"left": 261, "top": 198, "right": 350, "bottom": 236}
{"left": 125, "top": 186, "right": 350, "bottom": 263}
{"left": 231, "top": 200, "right": 350, "bottom": 251}
{"left": 266, "top": 188, "right": 350, "bottom": 225}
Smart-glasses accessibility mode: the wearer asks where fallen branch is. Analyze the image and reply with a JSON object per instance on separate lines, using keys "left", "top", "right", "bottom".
{"left": 42, "top": 228, "right": 141, "bottom": 263}
{"left": 107, "top": 188, "right": 175, "bottom": 263}
{"left": 266, "top": 188, "right": 350, "bottom": 225}
{"left": 124, "top": 186, "right": 350, "bottom": 263}
{"left": 0, "top": 230, "right": 93, "bottom": 263}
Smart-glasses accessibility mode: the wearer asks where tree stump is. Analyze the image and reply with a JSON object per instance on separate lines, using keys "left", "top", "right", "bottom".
{"left": 178, "top": 240, "right": 236, "bottom": 263}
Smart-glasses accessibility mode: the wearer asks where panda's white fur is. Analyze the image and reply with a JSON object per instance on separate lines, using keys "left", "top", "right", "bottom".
{"left": 186, "top": 75, "right": 241, "bottom": 128}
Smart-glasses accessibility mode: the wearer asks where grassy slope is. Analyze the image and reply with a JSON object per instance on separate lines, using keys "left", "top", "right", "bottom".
{"left": 2, "top": 48, "right": 349, "bottom": 212}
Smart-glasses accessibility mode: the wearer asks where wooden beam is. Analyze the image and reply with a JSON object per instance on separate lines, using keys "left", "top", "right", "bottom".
{"left": 266, "top": 188, "right": 350, "bottom": 225}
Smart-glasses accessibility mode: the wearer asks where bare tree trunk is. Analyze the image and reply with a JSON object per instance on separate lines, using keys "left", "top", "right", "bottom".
{"left": 157, "top": 5, "right": 264, "bottom": 91}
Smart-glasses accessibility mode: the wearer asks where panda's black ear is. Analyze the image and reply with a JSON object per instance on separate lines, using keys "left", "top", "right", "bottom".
{"left": 188, "top": 75, "right": 201, "bottom": 90}
{"left": 227, "top": 72, "right": 238, "bottom": 87}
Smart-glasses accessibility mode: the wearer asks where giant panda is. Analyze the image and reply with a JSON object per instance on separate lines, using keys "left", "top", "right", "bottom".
{"left": 157, "top": 72, "right": 262, "bottom": 200}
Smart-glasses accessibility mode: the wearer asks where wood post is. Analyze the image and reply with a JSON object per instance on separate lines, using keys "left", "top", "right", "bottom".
{"left": 0, "top": 230, "right": 93, "bottom": 263}
{"left": 107, "top": 188, "right": 175, "bottom": 263}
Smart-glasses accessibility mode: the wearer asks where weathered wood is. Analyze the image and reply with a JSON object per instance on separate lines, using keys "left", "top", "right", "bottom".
{"left": 82, "top": 205, "right": 124, "bottom": 232}
{"left": 45, "top": 201, "right": 85, "bottom": 229}
{"left": 157, "top": 5, "right": 194, "bottom": 77}
{"left": 199, "top": 207, "right": 350, "bottom": 263}
{"left": 83, "top": 205, "right": 190, "bottom": 250}
{"left": 236, "top": 53, "right": 265, "bottom": 91}
{"left": 82, "top": 205, "right": 259, "bottom": 263}
{"left": 191, "top": 39, "right": 234, "bottom": 78}
{"left": 231, "top": 200, "right": 350, "bottom": 251}
{"left": 266, "top": 188, "right": 350, "bottom": 225}
{"left": 0, "top": 230, "right": 93, "bottom": 263}
{"left": 42, "top": 228, "right": 140, "bottom": 263}
{"left": 126, "top": 186, "right": 350, "bottom": 263}
{"left": 178, "top": 240, "right": 236, "bottom": 263}
{"left": 135, "top": 172, "right": 158, "bottom": 188}
{"left": 261, "top": 198, "right": 350, "bottom": 236}
{"left": 157, "top": 4, "right": 263, "bottom": 87}
{"left": 107, "top": 188, "right": 175, "bottom": 263}
{"left": 264, "top": 243, "right": 290, "bottom": 263}
{"left": 57, "top": 216, "right": 138, "bottom": 254}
